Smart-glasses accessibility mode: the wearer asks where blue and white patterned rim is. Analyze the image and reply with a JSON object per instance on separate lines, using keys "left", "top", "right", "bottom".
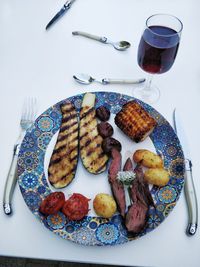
{"left": 17, "top": 92, "right": 185, "bottom": 246}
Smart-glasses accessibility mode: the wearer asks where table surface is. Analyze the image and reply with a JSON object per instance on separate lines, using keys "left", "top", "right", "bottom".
{"left": 0, "top": 0, "right": 200, "bottom": 266}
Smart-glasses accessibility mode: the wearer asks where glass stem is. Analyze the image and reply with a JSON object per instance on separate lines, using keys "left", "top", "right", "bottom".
{"left": 144, "top": 74, "right": 154, "bottom": 91}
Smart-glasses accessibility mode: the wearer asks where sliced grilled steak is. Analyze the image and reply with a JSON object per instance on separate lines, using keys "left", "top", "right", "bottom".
{"left": 125, "top": 163, "right": 155, "bottom": 233}
{"left": 134, "top": 164, "right": 155, "bottom": 208}
{"left": 130, "top": 179, "right": 147, "bottom": 207}
{"left": 125, "top": 202, "right": 148, "bottom": 233}
{"left": 123, "top": 157, "right": 133, "bottom": 172}
{"left": 125, "top": 185, "right": 148, "bottom": 233}
{"left": 108, "top": 149, "right": 126, "bottom": 217}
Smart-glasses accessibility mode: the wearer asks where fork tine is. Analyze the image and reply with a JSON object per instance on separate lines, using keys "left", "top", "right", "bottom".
{"left": 30, "top": 97, "right": 37, "bottom": 121}
{"left": 27, "top": 97, "right": 32, "bottom": 121}
{"left": 21, "top": 97, "right": 37, "bottom": 122}
{"left": 21, "top": 98, "right": 27, "bottom": 121}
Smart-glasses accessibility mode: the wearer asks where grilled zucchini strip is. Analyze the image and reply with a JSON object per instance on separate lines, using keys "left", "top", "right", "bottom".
{"left": 48, "top": 101, "right": 79, "bottom": 188}
{"left": 80, "top": 93, "right": 108, "bottom": 174}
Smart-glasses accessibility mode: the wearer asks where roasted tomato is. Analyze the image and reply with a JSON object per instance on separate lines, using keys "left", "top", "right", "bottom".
{"left": 62, "top": 193, "right": 90, "bottom": 220}
{"left": 39, "top": 192, "right": 65, "bottom": 215}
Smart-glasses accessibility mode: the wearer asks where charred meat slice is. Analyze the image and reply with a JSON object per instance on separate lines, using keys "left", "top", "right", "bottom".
{"left": 108, "top": 149, "right": 121, "bottom": 183}
{"left": 108, "top": 149, "right": 126, "bottom": 217}
{"left": 102, "top": 137, "right": 122, "bottom": 156}
{"left": 134, "top": 164, "right": 155, "bottom": 208}
{"left": 123, "top": 158, "right": 149, "bottom": 232}
{"left": 125, "top": 201, "right": 148, "bottom": 233}
{"left": 130, "top": 178, "right": 147, "bottom": 207}
{"left": 97, "top": 122, "right": 113, "bottom": 138}
{"left": 125, "top": 164, "right": 155, "bottom": 233}
{"left": 48, "top": 101, "right": 79, "bottom": 189}
{"left": 123, "top": 157, "right": 133, "bottom": 172}
{"left": 96, "top": 106, "right": 110, "bottom": 121}
{"left": 115, "top": 101, "right": 157, "bottom": 142}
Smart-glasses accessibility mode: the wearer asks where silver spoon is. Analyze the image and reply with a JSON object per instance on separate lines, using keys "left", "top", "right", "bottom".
{"left": 72, "top": 31, "right": 131, "bottom": 51}
{"left": 73, "top": 73, "right": 145, "bottom": 85}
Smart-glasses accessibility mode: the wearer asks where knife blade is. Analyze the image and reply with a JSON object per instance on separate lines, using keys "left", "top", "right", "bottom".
{"left": 173, "top": 109, "right": 198, "bottom": 236}
{"left": 46, "top": 0, "right": 76, "bottom": 30}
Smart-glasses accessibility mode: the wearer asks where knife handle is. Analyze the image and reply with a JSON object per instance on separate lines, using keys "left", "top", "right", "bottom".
{"left": 64, "top": 0, "right": 73, "bottom": 9}
{"left": 184, "top": 159, "right": 198, "bottom": 235}
{"left": 102, "top": 78, "right": 146, "bottom": 85}
{"left": 72, "top": 31, "right": 107, "bottom": 43}
{"left": 3, "top": 144, "right": 19, "bottom": 215}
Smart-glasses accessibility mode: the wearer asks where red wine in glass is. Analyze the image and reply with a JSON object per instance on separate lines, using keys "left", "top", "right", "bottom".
{"left": 133, "top": 14, "right": 183, "bottom": 104}
{"left": 138, "top": 26, "right": 180, "bottom": 74}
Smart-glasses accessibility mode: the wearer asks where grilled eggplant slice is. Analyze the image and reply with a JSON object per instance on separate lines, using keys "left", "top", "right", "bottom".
{"left": 79, "top": 93, "right": 108, "bottom": 174}
{"left": 48, "top": 100, "right": 79, "bottom": 188}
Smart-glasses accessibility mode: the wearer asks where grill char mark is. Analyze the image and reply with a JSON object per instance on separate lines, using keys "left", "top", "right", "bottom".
{"left": 80, "top": 107, "right": 94, "bottom": 120}
{"left": 115, "top": 101, "right": 157, "bottom": 142}
{"left": 60, "top": 166, "right": 77, "bottom": 181}
{"left": 49, "top": 145, "right": 78, "bottom": 166}
{"left": 79, "top": 134, "right": 99, "bottom": 151}
{"left": 60, "top": 120, "right": 77, "bottom": 133}
{"left": 54, "top": 135, "right": 78, "bottom": 154}
{"left": 79, "top": 126, "right": 96, "bottom": 140}
{"left": 58, "top": 126, "right": 78, "bottom": 142}
{"left": 62, "top": 113, "right": 77, "bottom": 124}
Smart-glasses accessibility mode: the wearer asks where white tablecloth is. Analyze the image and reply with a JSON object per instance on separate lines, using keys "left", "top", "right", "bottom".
{"left": 0, "top": 0, "right": 199, "bottom": 266}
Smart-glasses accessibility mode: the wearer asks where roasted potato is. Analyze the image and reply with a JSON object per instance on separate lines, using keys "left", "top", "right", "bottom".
{"left": 144, "top": 168, "right": 170, "bottom": 187}
{"left": 93, "top": 193, "right": 117, "bottom": 218}
{"left": 133, "top": 149, "right": 163, "bottom": 168}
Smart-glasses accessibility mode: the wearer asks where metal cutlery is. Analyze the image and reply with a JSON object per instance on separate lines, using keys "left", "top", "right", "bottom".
{"left": 173, "top": 109, "right": 198, "bottom": 235}
{"left": 46, "top": 0, "right": 76, "bottom": 30}
{"left": 72, "top": 31, "right": 131, "bottom": 51}
{"left": 73, "top": 73, "right": 145, "bottom": 85}
{"left": 3, "top": 98, "right": 37, "bottom": 215}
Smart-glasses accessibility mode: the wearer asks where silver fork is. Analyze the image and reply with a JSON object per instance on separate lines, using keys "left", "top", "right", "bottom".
{"left": 3, "top": 98, "right": 37, "bottom": 215}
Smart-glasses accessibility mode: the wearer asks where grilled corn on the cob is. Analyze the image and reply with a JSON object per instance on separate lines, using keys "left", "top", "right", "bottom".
{"left": 115, "top": 101, "right": 157, "bottom": 142}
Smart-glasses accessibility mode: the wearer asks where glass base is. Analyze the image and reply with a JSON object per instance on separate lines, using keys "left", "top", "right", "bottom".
{"left": 132, "top": 84, "right": 160, "bottom": 104}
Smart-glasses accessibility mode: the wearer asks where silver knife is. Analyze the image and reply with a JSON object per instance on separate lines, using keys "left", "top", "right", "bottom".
{"left": 46, "top": 0, "right": 76, "bottom": 30}
{"left": 173, "top": 109, "right": 198, "bottom": 235}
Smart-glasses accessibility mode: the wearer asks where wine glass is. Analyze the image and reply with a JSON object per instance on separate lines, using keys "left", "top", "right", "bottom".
{"left": 133, "top": 14, "right": 183, "bottom": 104}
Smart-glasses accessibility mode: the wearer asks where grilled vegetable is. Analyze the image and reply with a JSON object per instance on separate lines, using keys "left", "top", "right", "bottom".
{"left": 39, "top": 192, "right": 65, "bottom": 215}
{"left": 48, "top": 101, "right": 79, "bottom": 188}
{"left": 115, "top": 101, "right": 157, "bottom": 142}
{"left": 62, "top": 193, "right": 90, "bottom": 221}
{"left": 79, "top": 93, "right": 108, "bottom": 174}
